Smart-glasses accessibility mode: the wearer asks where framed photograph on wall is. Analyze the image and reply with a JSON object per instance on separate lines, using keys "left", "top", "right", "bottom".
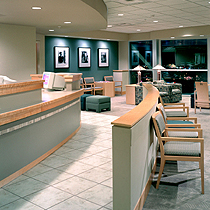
{"left": 78, "top": 47, "right": 91, "bottom": 67}
{"left": 132, "top": 50, "right": 139, "bottom": 66}
{"left": 98, "top": 48, "right": 109, "bottom": 67}
{"left": 54, "top": 46, "right": 69, "bottom": 69}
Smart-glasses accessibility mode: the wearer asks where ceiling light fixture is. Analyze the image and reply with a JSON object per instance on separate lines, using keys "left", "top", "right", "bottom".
{"left": 118, "top": 14, "right": 124, "bottom": 16}
{"left": 107, "top": 25, "right": 112, "bottom": 28}
{"left": 107, "top": 39, "right": 110, "bottom": 40}
{"left": 200, "top": 34, "right": 204, "bottom": 37}
{"left": 153, "top": 20, "right": 158, "bottom": 23}
{"left": 137, "top": 29, "right": 141, "bottom": 31}
{"left": 31, "top": 6, "right": 42, "bottom": 10}
{"left": 179, "top": 25, "right": 183, "bottom": 28}
{"left": 171, "top": 36, "right": 175, "bottom": 39}
{"left": 183, "top": 34, "right": 192, "bottom": 37}
{"left": 64, "top": 21, "right": 71, "bottom": 24}
{"left": 49, "top": 29, "right": 54, "bottom": 32}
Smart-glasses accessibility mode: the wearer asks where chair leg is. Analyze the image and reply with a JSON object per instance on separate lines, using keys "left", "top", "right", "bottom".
{"left": 201, "top": 160, "right": 204, "bottom": 194}
{"left": 156, "top": 158, "right": 165, "bottom": 189}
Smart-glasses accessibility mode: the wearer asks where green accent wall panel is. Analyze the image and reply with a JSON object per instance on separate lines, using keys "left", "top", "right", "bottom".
{"left": 45, "top": 36, "right": 118, "bottom": 81}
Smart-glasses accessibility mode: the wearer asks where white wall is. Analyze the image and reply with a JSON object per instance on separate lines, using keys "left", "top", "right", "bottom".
{"left": 36, "top": 34, "right": 45, "bottom": 74}
{"left": 0, "top": 24, "right": 36, "bottom": 80}
{"left": 118, "top": 41, "right": 129, "bottom": 70}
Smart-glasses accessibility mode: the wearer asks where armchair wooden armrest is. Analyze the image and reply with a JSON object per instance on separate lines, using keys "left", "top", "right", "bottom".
{"left": 165, "top": 127, "right": 203, "bottom": 137}
{"left": 165, "top": 124, "right": 201, "bottom": 128}
{"left": 166, "top": 117, "right": 197, "bottom": 123}
{"left": 161, "top": 136, "right": 204, "bottom": 143}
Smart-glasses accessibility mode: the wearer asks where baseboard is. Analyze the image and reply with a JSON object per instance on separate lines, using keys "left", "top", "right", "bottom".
{"left": 115, "top": 91, "right": 126, "bottom": 95}
{"left": 0, "top": 125, "right": 81, "bottom": 188}
{"left": 134, "top": 158, "right": 157, "bottom": 210}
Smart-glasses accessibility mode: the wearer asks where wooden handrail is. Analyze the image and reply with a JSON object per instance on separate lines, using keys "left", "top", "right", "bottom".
{"left": 111, "top": 84, "right": 159, "bottom": 128}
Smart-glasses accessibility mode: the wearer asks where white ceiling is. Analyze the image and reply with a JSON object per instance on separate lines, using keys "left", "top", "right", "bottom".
{"left": 0, "top": 0, "right": 210, "bottom": 36}
{"left": 103, "top": 0, "right": 210, "bottom": 33}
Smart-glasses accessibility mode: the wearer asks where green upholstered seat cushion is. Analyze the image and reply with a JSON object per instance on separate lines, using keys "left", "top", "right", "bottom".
{"left": 168, "top": 131, "right": 198, "bottom": 138}
{"left": 167, "top": 120, "right": 193, "bottom": 124}
{"left": 86, "top": 96, "right": 110, "bottom": 104}
{"left": 164, "top": 141, "right": 200, "bottom": 156}
{"left": 166, "top": 111, "right": 187, "bottom": 117}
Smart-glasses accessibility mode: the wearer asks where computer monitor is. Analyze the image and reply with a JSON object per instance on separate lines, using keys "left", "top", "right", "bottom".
{"left": 42, "top": 72, "right": 65, "bottom": 90}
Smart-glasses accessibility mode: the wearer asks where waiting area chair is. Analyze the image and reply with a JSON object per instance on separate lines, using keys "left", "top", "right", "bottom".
{"left": 194, "top": 81, "right": 210, "bottom": 113}
{"left": 159, "top": 96, "right": 189, "bottom": 117}
{"left": 84, "top": 77, "right": 103, "bottom": 95}
{"left": 152, "top": 111, "right": 204, "bottom": 194}
{"left": 104, "top": 76, "right": 122, "bottom": 95}
{"left": 80, "top": 78, "right": 93, "bottom": 94}
{"left": 157, "top": 103, "right": 199, "bottom": 127}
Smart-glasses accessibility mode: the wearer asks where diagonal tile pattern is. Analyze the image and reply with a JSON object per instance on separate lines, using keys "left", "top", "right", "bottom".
{"left": 0, "top": 94, "right": 210, "bottom": 210}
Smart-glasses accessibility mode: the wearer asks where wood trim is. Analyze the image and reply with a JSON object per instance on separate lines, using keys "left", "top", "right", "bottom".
{"left": 134, "top": 158, "right": 157, "bottom": 210}
{"left": 115, "top": 90, "right": 126, "bottom": 95}
{"left": 112, "top": 84, "right": 159, "bottom": 127}
{"left": 0, "top": 124, "right": 81, "bottom": 188}
{"left": 0, "top": 80, "right": 44, "bottom": 96}
{"left": 0, "top": 89, "right": 84, "bottom": 126}
{"left": 113, "top": 70, "right": 129, "bottom": 72}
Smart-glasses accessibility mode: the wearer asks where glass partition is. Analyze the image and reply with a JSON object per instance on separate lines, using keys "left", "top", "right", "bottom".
{"left": 130, "top": 41, "right": 153, "bottom": 83}
{"left": 161, "top": 39, "right": 207, "bottom": 69}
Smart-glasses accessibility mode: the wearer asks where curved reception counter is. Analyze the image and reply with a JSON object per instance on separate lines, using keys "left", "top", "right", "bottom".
{"left": 0, "top": 80, "right": 83, "bottom": 187}
{"left": 112, "top": 84, "right": 159, "bottom": 210}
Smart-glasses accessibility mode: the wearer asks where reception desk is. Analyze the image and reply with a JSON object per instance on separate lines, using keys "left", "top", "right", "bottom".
{"left": 0, "top": 80, "right": 83, "bottom": 187}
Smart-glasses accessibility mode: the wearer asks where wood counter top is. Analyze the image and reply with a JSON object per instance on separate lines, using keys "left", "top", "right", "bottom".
{"left": 111, "top": 84, "right": 159, "bottom": 128}
{"left": 0, "top": 89, "right": 84, "bottom": 126}
{"left": 0, "top": 80, "right": 44, "bottom": 96}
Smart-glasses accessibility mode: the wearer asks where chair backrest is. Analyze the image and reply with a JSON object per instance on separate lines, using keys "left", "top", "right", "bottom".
{"left": 156, "top": 103, "right": 167, "bottom": 124}
{"left": 195, "top": 82, "right": 209, "bottom": 102}
{"left": 152, "top": 111, "right": 166, "bottom": 139}
{"left": 84, "top": 77, "right": 95, "bottom": 84}
{"left": 104, "top": 76, "right": 114, "bottom": 82}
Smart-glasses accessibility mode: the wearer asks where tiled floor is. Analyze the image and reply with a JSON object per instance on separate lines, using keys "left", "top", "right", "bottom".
{"left": 0, "top": 95, "right": 135, "bottom": 210}
{"left": 1, "top": 95, "right": 210, "bottom": 210}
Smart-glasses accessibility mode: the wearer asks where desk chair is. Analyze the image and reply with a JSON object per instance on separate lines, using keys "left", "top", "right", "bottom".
{"left": 152, "top": 111, "right": 204, "bottom": 194}
{"left": 104, "top": 76, "right": 122, "bottom": 95}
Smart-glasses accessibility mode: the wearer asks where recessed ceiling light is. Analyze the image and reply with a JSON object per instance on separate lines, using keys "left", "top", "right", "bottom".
{"left": 31, "top": 6, "right": 42, "bottom": 10}
{"left": 64, "top": 21, "right": 71, "bottom": 24}
{"left": 200, "top": 34, "right": 204, "bottom": 37}
{"left": 153, "top": 20, "right": 158, "bottom": 23}
{"left": 183, "top": 34, "right": 192, "bottom": 37}
{"left": 49, "top": 29, "right": 54, "bottom": 32}
{"left": 137, "top": 29, "right": 141, "bottom": 31}
{"left": 179, "top": 25, "right": 183, "bottom": 28}
{"left": 171, "top": 36, "right": 175, "bottom": 39}
{"left": 118, "top": 14, "right": 124, "bottom": 16}
{"left": 107, "top": 25, "right": 112, "bottom": 28}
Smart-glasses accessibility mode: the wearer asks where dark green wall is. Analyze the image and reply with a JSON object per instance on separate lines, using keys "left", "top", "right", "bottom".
{"left": 45, "top": 36, "right": 118, "bottom": 81}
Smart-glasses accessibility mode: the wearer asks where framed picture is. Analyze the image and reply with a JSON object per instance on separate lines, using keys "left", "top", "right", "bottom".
{"left": 78, "top": 47, "right": 91, "bottom": 67}
{"left": 98, "top": 48, "right": 109, "bottom": 67}
{"left": 54, "top": 46, "right": 69, "bottom": 69}
{"left": 132, "top": 50, "right": 139, "bottom": 66}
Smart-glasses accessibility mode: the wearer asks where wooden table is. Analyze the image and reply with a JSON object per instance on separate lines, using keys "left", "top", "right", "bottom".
{"left": 95, "top": 81, "right": 115, "bottom": 97}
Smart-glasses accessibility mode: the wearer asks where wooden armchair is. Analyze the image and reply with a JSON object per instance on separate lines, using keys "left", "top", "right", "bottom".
{"left": 194, "top": 81, "right": 210, "bottom": 113}
{"left": 159, "top": 96, "right": 189, "bottom": 117}
{"left": 152, "top": 111, "right": 204, "bottom": 194}
{"left": 104, "top": 76, "right": 122, "bottom": 95}
{"left": 157, "top": 103, "right": 198, "bottom": 127}
{"left": 84, "top": 77, "right": 103, "bottom": 95}
{"left": 81, "top": 78, "right": 93, "bottom": 94}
